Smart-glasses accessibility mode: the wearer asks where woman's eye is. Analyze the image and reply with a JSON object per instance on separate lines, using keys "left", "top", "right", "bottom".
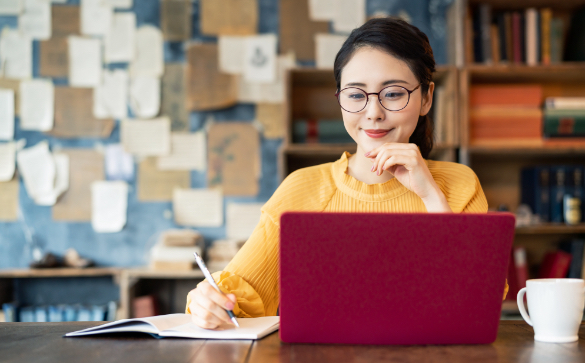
{"left": 384, "top": 92, "right": 405, "bottom": 99}
{"left": 348, "top": 93, "right": 365, "bottom": 100}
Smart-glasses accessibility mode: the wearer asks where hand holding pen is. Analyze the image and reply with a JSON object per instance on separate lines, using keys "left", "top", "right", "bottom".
{"left": 188, "top": 253, "right": 240, "bottom": 329}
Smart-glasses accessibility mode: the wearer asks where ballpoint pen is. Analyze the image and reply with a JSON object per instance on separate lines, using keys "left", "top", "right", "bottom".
{"left": 193, "top": 252, "right": 240, "bottom": 327}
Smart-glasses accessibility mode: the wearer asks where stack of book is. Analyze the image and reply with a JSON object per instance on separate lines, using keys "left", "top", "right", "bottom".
{"left": 1, "top": 301, "right": 117, "bottom": 322}
{"left": 292, "top": 119, "right": 353, "bottom": 144}
{"left": 469, "top": 85, "right": 542, "bottom": 143}
{"left": 544, "top": 97, "right": 585, "bottom": 138}
{"left": 467, "top": 5, "right": 564, "bottom": 65}
{"left": 206, "top": 239, "right": 246, "bottom": 273}
{"left": 149, "top": 229, "right": 204, "bottom": 271}
{"left": 521, "top": 166, "right": 584, "bottom": 224}
{"left": 432, "top": 82, "right": 456, "bottom": 146}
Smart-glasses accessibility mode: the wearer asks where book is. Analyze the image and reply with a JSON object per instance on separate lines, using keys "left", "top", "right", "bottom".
{"left": 479, "top": 4, "right": 492, "bottom": 64}
{"left": 133, "top": 295, "right": 159, "bottom": 318}
{"left": 539, "top": 251, "right": 572, "bottom": 278}
{"left": 514, "top": 247, "right": 528, "bottom": 290}
{"left": 540, "top": 8, "right": 552, "bottom": 65}
{"left": 550, "top": 166, "right": 568, "bottom": 223}
{"left": 544, "top": 109, "right": 585, "bottom": 137}
{"left": 569, "top": 166, "right": 585, "bottom": 220}
{"left": 293, "top": 120, "right": 353, "bottom": 144}
{"left": 65, "top": 314, "right": 280, "bottom": 340}
{"left": 2, "top": 303, "right": 17, "bottom": 322}
{"left": 559, "top": 239, "right": 585, "bottom": 279}
{"left": 545, "top": 97, "right": 585, "bottom": 110}
{"left": 512, "top": 12, "right": 522, "bottom": 63}
{"left": 521, "top": 167, "right": 550, "bottom": 222}
{"left": 497, "top": 13, "right": 507, "bottom": 62}
{"left": 525, "top": 8, "right": 538, "bottom": 66}
{"left": 550, "top": 18, "right": 564, "bottom": 63}
{"left": 505, "top": 249, "right": 519, "bottom": 301}
{"left": 470, "top": 85, "right": 542, "bottom": 107}
{"left": 470, "top": 107, "right": 542, "bottom": 140}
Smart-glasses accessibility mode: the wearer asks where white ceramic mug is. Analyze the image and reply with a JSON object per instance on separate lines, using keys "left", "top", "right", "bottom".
{"left": 517, "top": 279, "right": 585, "bottom": 343}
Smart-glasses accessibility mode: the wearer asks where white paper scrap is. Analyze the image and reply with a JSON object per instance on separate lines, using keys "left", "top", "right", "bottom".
{"left": 0, "top": 89, "right": 14, "bottom": 140}
{"left": 20, "top": 0, "right": 51, "bottom": 40}
{"left": 173, "top": 188, "right": 223, "bottom": 227}
{"left": 315, "top": 33, "right": 347, "bottom": 69}
{"left": 238, "top": 54, "right": 296, "bottom": 104}
{"left": 218, "top": 36, "right": 246, "bottom": 74}
{"left": 69, "top": 36, "right": 102, "bottom": 87}
{"left": 244, "top": 34, "right": 277, "bottom": 83}
{"left": 107, "top": 0, "right": 132, "bottom": 9}
{"left": 81, "top": 0, "right": 113, "bottom": 36}
{"left": 91, "top": 180, "right": 128, "bottom": 233}
{"left": 157, "top": 132, "right": 206, "bottom": 171}
{"left": 0, "top": 28, "right": 32, "bottom": 80}
{"left": 309, "top": 0, "right": 336, "bottom": 21}
{"left": 333, "top": 0, "right": 365, "bottom": 33}
{"left": 19, "top": 79, "right": 54, "bottom": 132}
{"left": 16, "top": 141, "right": 55, "bottom": 204}
{"left": 94, "top": 69, "right": 128, "bottom": 119}
{"left": 34, "top": 152, "right": 69, "bottom": 206}
{"left": 130, "top": 25, "right": 163, "bottom": 78}
{"left": 129, "top": 76, "right": 160, "bottom": 119}
{"left": 0, "top": 0, "right": 22, "bottom": 15}
{"left": 104, "top": 12, "right": 136, "bottom": 63}
{"left": 0, "top": 141, "right": 16, "bottom": 182}
{"left": 226, "top": 203, "right": 263, "bottom": 240}
{"left": 121, "top": 117, "right": 170, "bottom": 156}
{"left": 105, "top": 143, "right": 134, "bottom": 181}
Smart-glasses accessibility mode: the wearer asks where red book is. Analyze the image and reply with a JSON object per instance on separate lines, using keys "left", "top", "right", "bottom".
{"left": 132, "top": 295, "right": 160, "bottom": 318}
{"left": 506, "top": 249, "right": 520, "bottom": 300}
{"left": 514, "top": 247, "right": 528, "bottom": 290}
{"left": 512, "top": 12, "right": 522, "bottom": 63}
{"left": 538, "top": 251, "right": 572, "bottom": 278}
{"left": 469, "top": 85, "right": 543, "bottom": 107}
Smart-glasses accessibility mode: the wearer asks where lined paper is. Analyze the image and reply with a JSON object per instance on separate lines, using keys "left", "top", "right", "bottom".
{"left": 81, "top": 0, "right": 113, "bottom": 36}
{"left": 315, "top": 33, "right": 347, "bottom": 69}
{"left": 104, "top": 12, "right": 135, "bottom": 63}
{"left": 93, "top": 69, "right": 128, "bottom": 119}
{"left": 121, "top": 118, "right": 170, "bottom": 156}
{"left": 20, "top": 0, "right": 51, "bottom": 40}
{"left": 137, "top": 157, "right": 190, "bottom": 201}
{"left": 0, "top": 28, "right": 32, "bottom": 80}
{"left": 226, "top": 203, "right": 263, "bottom": 239}
{"left": 157, "top": 132, "right": 206, "bottom": 171}
{"left": 68, "top": 36, "right": 102, "bottom": 87}
{"left": 173, "top": 188, "right": 223, "bottom": 227}
{"left": 19, "top": 79, "right": 54, "bottom": 132}
{"left": 0, "top": 89, "right": 14, "bottom": 140}
{"left": 130, "top": 25, "right": 163, "bottom": 78}
{"left": 0, "top": 141, "right": 16, "bottom": 182}
{"left": 218, "top": 36, "right": 246, "bottom": 74}
{"left": 129, "top": 76, "right": 160, "bottom": 119}
{"left": 91, "top": 180, "right": 128, "bottom": 233}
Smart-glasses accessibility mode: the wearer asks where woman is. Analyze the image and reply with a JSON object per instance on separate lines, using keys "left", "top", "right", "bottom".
{"left": 187, "top": 17, "right": 507, "bottom": 329}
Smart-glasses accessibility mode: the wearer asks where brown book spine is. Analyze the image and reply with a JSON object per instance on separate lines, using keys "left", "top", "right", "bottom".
{"left": 541, "top": 8, "right": 552, "bottom": 65}
{"left": 491, "top": 25, "right": 500, "bottom": 64}
{"left": 505, "top": 12, "right": 514, "bottom": 64}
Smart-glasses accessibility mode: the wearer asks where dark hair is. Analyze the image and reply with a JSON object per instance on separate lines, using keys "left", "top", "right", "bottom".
{"left": 333, "top": 17, "right": 436, "bottom": 158}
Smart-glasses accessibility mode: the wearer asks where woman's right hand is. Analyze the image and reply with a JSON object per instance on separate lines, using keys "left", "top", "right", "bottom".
{"left": 188, "top": 281, "right": 237, "bottom": 329}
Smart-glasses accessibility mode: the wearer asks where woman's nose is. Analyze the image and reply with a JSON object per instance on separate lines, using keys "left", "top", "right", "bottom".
{"left": 365, "top": 94, "right": 385, "bottom": 121}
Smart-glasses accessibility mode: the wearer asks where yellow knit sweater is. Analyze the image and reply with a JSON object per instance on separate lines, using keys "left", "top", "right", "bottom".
{"left": 186, "top": 152, "right": 508, "bottom": 317}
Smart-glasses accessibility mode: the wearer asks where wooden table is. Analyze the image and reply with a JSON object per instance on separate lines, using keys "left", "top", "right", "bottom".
{"left": 1, "top": 321, "right": 584, "bottom": 363}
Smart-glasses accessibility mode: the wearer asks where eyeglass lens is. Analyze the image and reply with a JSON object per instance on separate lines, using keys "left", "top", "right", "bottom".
{"left": 338, "top": 86, "right": 411, "bottom": 112}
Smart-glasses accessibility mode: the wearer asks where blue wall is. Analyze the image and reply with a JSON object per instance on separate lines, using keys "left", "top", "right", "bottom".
{"left": 0, "top": 0, "right": 452, "bottom": 270}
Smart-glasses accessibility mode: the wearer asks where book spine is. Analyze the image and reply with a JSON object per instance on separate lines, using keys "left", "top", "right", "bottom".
{"left": 526, "top": 8, "right": 538, "bottom": 66}
{"left": 514, "top": 247, "right": 528, "bottom": 290}
{"left": 506, "top": 248, "right": 520, "bottom": 300}
{"left": 497, "top": 13, "right": 507, "bottom": 61}
{"left": 491, "top": 24, "right": 500, "bottom": 64}
{"left": 520, "top": 12, "right": 526, "bottom": 63}
{"left": 480, "top": 4, "right": 492, "bottom": 64}
{"left": 550, "top": 167, "right": 567, "bottom": 223}
{"left": 2, "top": 303, "right": 17, "bottom": 322}
{"left": 543, "top": 113, "right": 585, "bottom": 137}
{"left": 541, "top": 8, "right": 552, "bottom": 65}
{"left": 505, "top": 12, "right": 514, "bottom": 64}
{"left": 473, "top": 7, "right": 484, "bottom": 63}
{"left": 573, "top": 166, "right": 585, "bottom": 220}
{"left": 539, "top": 167, "right": 551, "bottom": 222}
{"left": 552, "top": 252, "right": 572, "bottom": 278}
{"left": 550, "top": 18, "right": 564, "bottom": 63}
{"left": 512, "top": 13, "right": 522, "bottom": 63}
{"left": 545, "top": 98, "right": 585, "bottom": 109}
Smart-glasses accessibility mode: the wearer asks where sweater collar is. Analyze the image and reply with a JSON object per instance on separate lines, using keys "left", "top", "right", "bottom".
{"left": 331, "top": 151, "right": 414, "bottom": 202}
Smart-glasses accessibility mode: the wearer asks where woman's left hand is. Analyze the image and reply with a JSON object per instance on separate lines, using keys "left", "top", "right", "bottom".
{"left": 365, "top": 143, "right": 451, "bottom": 212}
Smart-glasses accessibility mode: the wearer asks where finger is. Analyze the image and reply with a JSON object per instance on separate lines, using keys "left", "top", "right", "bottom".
{"left": 191, "top": 299, "right": 228, "bottom": 327}
{"left": 191, "top": 311, "right": 220, "bottom": 330}
{"left": 365, "top": 143, "right": 418, "bottom": 158}
{"left": 195, "top": 290, "right": 233, "bottom": 324}
{"left": 372, "top": 149, "right": 412, "bottom": 173}
{"left": 202, "top": 284, "right": 236, "bottom": 311}
{"left": 226, "top": 294, "right": 237, "bottom": 304}
{"left": 380, "top": 155, "right": 415, "bottom": 175}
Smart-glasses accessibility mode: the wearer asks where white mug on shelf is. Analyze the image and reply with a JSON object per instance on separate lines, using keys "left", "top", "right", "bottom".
{"left": 517, "top": 279, "right": 585, "bottom": 343}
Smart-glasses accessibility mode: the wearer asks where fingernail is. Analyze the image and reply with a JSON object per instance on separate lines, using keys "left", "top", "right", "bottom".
{"left": 226, "top": 302, "right": 234, "bottom": 310}
{"left": 364, "top": 151, "right": 370, "bottom": 157}
{"left": 371, "top": 165, "right": 375, "bottom": 172}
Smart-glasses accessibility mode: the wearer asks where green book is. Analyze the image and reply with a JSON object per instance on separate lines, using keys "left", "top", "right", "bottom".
{"left": 544, "top": 109, "right": 585, "bottom": 136}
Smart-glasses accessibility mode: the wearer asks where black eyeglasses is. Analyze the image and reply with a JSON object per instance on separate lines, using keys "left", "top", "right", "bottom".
{"left": 334, "top": 84, "right": 421, "bottom": 113}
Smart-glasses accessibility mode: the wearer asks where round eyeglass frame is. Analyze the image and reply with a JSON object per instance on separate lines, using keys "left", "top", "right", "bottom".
{"left": 334, "top": 84, "right": 421, "bottom": 113}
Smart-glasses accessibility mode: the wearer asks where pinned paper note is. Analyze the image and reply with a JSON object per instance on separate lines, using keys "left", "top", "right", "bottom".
{"left": 226, "top": 203, "right": 263, "bottom": 240}
{"left": 81, "top": 0, "right": 112, "bottom": 36}
{"left": 94, "top": 69, "right": 128, "bottom": 119}
{"left": 129, "top": 76, "right": 160, "bottom": 119}
{"left": 39, "top": 37, "right": 68, "bottom": 78}
{"left": 52, "top": 87, "right": 114, "bottom": 138}
{"left": 68, "top": 36, "right": 102, "bottom": 87}
{"left": 315, "top": 33, "right": 347, "bottom": 69}
{"left": 137, "top": 157, "right": 190, "bottom": 201}
{"left": 19, "top": 79, "right": 54, "bottom": 132}
{"left": 107, "top": 0, "right": 132, "bottom": 8}
{"left": 238, "top": 54, "right": 295, "bottom": 104}
{"left": 104, "top": 12, "right": 135, "bottom": 63}
{"left": 280, "top": 0, "right": 329, "bottom": 62}
{"left": 208, "top": 123, "right": 260, "bottom": 196}
{"left": 244, "top": 34, "right": 277, "bottom": 84}
{"left": 0, "top": 89, "right": 14, "bottom": 140}
{"left": 52, "top": 5, "right": 80, "bottom": 37}
{"left": 308, "top": 0, "right": 336, "bottom": 21}
{"left": 218, "top": 36, "right": 246, "bottom": 74}
{"left": 0, "top": 28, "right": 32, "bottom": 80}
{"left": 173, "top": 188, "right": 223, "bottom": 227}
{"left": 256, "top": 103, "right": 285, "bottom": 139}
{"left": 161, "top": 0, "right": 191, "bottom": 41}
{"left": 20, "top": 0, "right": 51, "bottom": 40}
{"left": 333, "top": 0, "right": 365, "bottom": 33}
{"left": 104, "top": 144, "right": 134, "bottom": 181}
{"left": 53, "top": 149, "right": 103, "bottom": 221}
{"left": 200, "top": 0, "right": 257, "bottom": 35}
{"left": 0, "top": 141, "right": 16, "bottom": 181}
{"left": 162, "top": 63, "right": 189, "bottom": 132}
{"left": 0, "top": 0, "right": 22, "bottom": 15}
{"left": 157, "top": 132, "right": 206, "bottom": 171}
{"left": 35, "top": 152, "right": 69, "bottom": 206}
{"left": 91, "top": 181, "right": 128, "bottom": 233}
{"left": 0, "top": 79, "right": 19, "bottom": 116}
{"left": 0, "top": 175, "right": 18, "bottom": 221}
{"left": 186, "top": 43, "right": 238, "bottom": 111}
{"left": 130, "top": 25, "right": 163, "bottom": 78}
{"left": 121, "top": 118, "right": 170, "bottom": 156}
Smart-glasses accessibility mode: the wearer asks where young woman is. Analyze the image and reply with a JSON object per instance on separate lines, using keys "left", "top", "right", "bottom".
{"left": 186, "top": 18, "right": 507, "bottom": 329}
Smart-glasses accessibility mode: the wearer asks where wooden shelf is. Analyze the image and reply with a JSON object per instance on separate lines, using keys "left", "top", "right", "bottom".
{"left": 284, "top": 143, "right": 357, "bottom": 156}
{"left": 467, "top": 139, "right": 585, "bottom": 155}
{"left": 122, "top": 268, "right": 204, "bottom": 279}
{"left": 501, "top": 300, "right": 520, "bottom": 315}
{"left": 516, "top": 224, "right": 585, "bottom": 235}
{"left": 0, "top": 267, "right": 122, "bottom": 278}
{"left": 468, "top": 0, "right": 585, "bottom": 11}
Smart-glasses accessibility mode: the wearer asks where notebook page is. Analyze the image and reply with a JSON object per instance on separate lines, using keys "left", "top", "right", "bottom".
{"left": 159, "top": 316, "right": 280, "bottom": 340}
{"left": 66, "top": 314, "right": 192, "bottom": 336}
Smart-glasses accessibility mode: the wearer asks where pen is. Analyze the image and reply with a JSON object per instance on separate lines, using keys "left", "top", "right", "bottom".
{"left": 193, "top": 252, "right": 240, "bottom": 327}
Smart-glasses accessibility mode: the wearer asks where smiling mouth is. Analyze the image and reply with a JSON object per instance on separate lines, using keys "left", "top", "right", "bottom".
{"left": 363, "top": 128, "right": 393, "bottom": 138}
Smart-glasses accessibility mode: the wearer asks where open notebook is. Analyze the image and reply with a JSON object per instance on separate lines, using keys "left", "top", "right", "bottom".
{"left": 65, "top": 314, "right": 279, "bottom": 340}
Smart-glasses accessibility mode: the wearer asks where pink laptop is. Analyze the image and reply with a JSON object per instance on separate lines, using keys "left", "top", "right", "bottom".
{"left": 279, "top": 212, "right": 515, "bottom": 345}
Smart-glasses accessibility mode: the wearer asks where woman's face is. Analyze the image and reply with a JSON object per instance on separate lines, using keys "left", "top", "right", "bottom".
{"left": 338, "top": 47, "right": 433, "bottom": 153}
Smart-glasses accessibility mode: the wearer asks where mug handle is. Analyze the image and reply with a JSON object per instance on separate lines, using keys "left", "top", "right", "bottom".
{"left": 517, "top": 287, "right": 533, "bottom": 326}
